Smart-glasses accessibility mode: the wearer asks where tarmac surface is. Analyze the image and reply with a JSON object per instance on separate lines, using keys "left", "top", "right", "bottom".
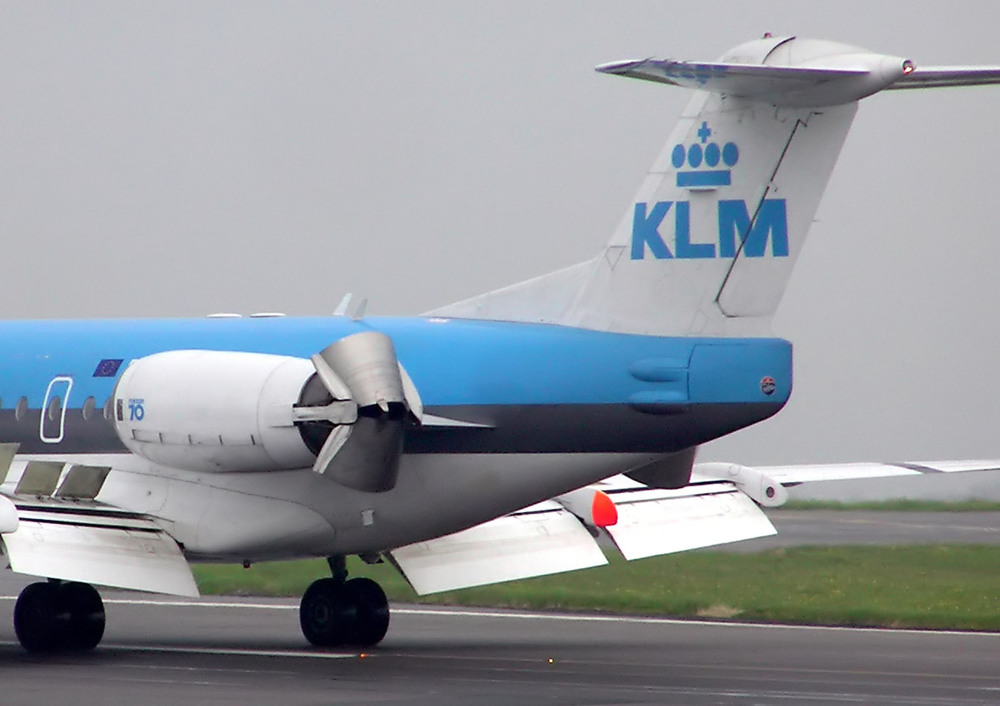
{"left": 0, "top": 596, "right": 998, "bottom": 705}
{"left": 0, "top": 510, "right": 998, "bottom": 705}
{"left": 738, "top": 509, "right": 1000, "bottom": 550}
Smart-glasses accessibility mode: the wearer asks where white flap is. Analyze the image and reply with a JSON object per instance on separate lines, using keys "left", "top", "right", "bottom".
{"left": 604, "top": 488, "right": 776, "bottom": 560}
{"left": 389, "top": 510, "right": 606, "bottom": 595}
{"left": 2, "top": 514, "right": 198, "bottom": 597}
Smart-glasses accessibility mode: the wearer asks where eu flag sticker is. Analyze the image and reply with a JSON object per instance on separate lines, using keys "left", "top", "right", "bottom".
{"left": 93, "top": 359, "right": 124, "bottom": 377}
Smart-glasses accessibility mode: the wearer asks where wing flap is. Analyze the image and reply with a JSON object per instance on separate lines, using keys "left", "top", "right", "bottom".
{"left": 389, "top": 479, "right": 779, "bottom": 594}
{"left": 388, "top": 508, "right": 606, "bottom": 595}
{"left": 601, "top": 482, "right": 776, "bottom": 560}
{"left": 2, "top": 501, "right": 198, "bottom": 597}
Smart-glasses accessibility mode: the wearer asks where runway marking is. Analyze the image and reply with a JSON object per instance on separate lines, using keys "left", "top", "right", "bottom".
{"left": 1, "top": 595, "right": 995, "bottom": 639}
{"left": 106, "top": 644, "right": 360, "bottom": 660}
{"left": 388, "top": 606, "right": 1000, "bottom": 636}
{"left": 831, "top": 516, "right": 1000, "bottom": 533}
{"left": 0, "top": 639, "right": 361, "bottom": 660}
{"left": 118, "top": 662, "right": 298, "bottom": 676}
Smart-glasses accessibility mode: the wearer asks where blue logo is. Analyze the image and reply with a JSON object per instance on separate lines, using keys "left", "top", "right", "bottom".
{"left": 631, "top": 120, "right": 789, "bottom": 261}
{"left": 631, "top": 199, "right": 789, "bottom": 260}
{"left": 672, "top": 121, "right": 738, "bottom": 188}
{"left": 127, "top": 398, "right": 145, "bottom": 421}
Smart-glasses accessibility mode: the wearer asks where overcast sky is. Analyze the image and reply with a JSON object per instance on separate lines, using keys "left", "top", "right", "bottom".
{"left": 0, "top": 2, "right": 998, "bottom": 468}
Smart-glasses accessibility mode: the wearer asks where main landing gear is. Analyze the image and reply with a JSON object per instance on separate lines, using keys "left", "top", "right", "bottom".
{"left": 12, "top": 559, "right": 388, "bottom": 653}
{"left": 14, "top": 580, "right": 106, "bottom": 653}
{"left": 299, "top": 556, "right": 390, "bottom": 648}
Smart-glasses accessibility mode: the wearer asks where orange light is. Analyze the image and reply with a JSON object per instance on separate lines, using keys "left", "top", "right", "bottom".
{"left": 591, "top": 490, "right": 618, "bottom": 528}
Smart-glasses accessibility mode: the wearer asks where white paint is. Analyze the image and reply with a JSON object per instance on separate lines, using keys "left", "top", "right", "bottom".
{"left": 114, "top": 351, "right": 316, "bottom": 473}
{"left": 39, "top": 376, "right": 73, "bottom": 444}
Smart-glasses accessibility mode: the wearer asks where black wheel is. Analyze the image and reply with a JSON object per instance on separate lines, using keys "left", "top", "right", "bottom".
{"left": 300, "top": 578, "right": 350, "bottom": 647}
{"left": 59, "top": 582, "right": 105, "bottom": 651}
{"left": 14, "top": 582, "right": 69, "bottom": 653}
{"left": 343, "top": 577, "right": 389, "bottom": 647}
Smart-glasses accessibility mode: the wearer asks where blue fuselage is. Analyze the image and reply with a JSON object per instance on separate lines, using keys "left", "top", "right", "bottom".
{"left": 0, "top": 315, "right": 792, "bottom": 458}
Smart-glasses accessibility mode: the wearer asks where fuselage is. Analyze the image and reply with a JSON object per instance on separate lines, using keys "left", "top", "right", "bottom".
{"left": 0, "top": 315, "right": 792, "bottom": 560}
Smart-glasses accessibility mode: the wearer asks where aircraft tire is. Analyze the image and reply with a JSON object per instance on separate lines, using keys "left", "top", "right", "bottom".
{"left": 300, "top": 578, "right": 349, "bottom": 647}
{"left": 14, "top": 582, "right": 69, "bottom": 653}
{"left": 343, "top": 577, "right": 389, "bottom": 647}
{"left": 60, "top": 582, "right": 105, "bottom": 651}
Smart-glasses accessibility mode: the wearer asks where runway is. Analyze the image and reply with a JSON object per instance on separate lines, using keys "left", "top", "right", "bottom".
{"left": 1, "top": 512, "right": 999, "bottom": 705}
{"left": 739, "top": 509, "right": 1000, "bottom": 551}
{"left": 0, "top": 595, "right": 998, "bottom": 705}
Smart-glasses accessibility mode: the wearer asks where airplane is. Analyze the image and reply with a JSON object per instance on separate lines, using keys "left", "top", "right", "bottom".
{"left": 1, "top": 34, "right": 1000, "bottom": 654}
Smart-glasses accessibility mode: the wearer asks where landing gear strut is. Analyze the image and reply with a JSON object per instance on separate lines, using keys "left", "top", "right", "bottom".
{"left": 299, "top": 556, "right": 389, "bottom": 648}
{"left": 14, "top": 580, "right": 106, "bottom": 653}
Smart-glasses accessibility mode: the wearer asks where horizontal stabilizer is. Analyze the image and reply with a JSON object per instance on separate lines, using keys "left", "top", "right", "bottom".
{"left": 388, "top": 507, "right": 606, "bottom": 594}
{"left": 599, "top": 49, "right": 1000, "bottom": 107}
{"left": 887, "top": 66, "right": 1000, "bottom": 89}
{"left": 597, "top": 43, "right": 909, "bottom": 108}
{"left": 598, "top": 58, "right": 864, "bottom": 91}
{"left": 1, "top": 499, "right": 198, "bottom": 597}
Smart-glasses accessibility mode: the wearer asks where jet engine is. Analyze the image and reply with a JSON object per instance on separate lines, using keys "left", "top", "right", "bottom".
{"left": 113, "top": 331, "right": 421, "bottom": 492}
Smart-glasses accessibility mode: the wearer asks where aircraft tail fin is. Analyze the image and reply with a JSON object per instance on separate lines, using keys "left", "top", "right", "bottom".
{"left": 430, "top": 36, "right": 1000, "bottom": 336}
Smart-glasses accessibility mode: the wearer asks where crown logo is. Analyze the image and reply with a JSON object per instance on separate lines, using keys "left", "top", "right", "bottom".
{"left": 672, "top": 121, "right": 739, "bottom": 189}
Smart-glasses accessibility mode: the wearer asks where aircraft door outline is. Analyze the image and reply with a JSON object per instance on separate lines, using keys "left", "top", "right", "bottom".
{"left": 40, "top": 376, "right": 73, "bottom": 444}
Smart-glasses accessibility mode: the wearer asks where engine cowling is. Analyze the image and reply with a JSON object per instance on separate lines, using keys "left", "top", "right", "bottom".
{"left": 113, "top": 350, "right": 319, "bottom": 473}
{"left": 113, "top": 331, "right": 422, "bottom": 491}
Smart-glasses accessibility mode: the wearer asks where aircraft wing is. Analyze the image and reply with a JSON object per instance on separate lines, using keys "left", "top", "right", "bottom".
{"left": 723, "top": 459, "right": 1000, "bottom": 486}
{"left": 389, "top": 458, "right": 1000, "bottom": 595}
{"left": 388, "top": 478, "right": 774, "bottom": 595}
{"left": 0, "top": 451, "right": 198, "bottom": 597}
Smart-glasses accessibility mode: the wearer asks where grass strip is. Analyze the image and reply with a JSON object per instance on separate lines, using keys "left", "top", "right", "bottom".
{"left": 193, "top": 545, "right": 1000, "bottom": 631}
{"left": 782, "top": 499, "right": 1000, "bottom": 512}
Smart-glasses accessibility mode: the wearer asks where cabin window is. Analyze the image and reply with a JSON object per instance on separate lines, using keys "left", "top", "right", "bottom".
{"left": 14, "top": 397, "right": 27, "bottom": 422}
{"left": 82, "top": 396, "right": 96, "bottom": 421}
{"left": 47, "top": 396, "right": 61, "bottom": 422}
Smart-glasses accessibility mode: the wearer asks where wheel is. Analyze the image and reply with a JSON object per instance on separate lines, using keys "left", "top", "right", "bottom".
{"left": 14, "top": 582, "right": 69, "bottom": 653}
{"left": 300, "top": 578, "right": 350, "bottom": 647}
{"left": 60, "top": 582, "right": 105, "bottom": 651}
{"left": 343, "top": 577, "right": 389, "bottom": 647}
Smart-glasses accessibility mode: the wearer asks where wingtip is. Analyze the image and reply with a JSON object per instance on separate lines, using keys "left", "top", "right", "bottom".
{"left": 595, "top": 58, "right": 649, "bottom": 75}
